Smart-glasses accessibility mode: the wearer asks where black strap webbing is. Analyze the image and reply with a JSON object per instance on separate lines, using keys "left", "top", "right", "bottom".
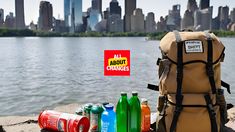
{"left": 157, "top": 58, "right": 161, "bottom": 66}
{"left": 221, "top": 80, "right": 231, "bottom": 94}
{"left": 204, "top": 95, "right": 218, "bottom": 132}
{"left": 170, "top": 31, "right": 184, "bottom": 132}
{"left": 147, "top": 84, "right": 159, "bottom": 91}
{"left": 205, "top": 32, "right": 217, "bottom": 94}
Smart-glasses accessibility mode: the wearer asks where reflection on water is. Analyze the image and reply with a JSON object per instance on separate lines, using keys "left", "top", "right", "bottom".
{"left": 0, "top": 37, "right": 234, "bottom": 116}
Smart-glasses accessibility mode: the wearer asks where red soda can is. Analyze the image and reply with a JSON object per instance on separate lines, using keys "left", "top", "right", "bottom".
{"left": 38, "top": 110, "right": 90, "bottom": 132}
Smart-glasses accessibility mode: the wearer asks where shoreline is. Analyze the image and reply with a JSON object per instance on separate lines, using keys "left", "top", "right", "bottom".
{"left": 0, "top": 103, "right": 80, "bottom": 132}
{"left": 1, "top": 29, "right": 235, "bottom": 39}
{"left": 0, "top": 103, "right": 235, "bottom": 132}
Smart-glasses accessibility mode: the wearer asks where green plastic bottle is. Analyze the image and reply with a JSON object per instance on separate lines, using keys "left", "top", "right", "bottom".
{"left": 116, "top": 92, "right": 129, "bottom": 132}
{"left": 129, "top": 91, "right": 141, "bottom": 132}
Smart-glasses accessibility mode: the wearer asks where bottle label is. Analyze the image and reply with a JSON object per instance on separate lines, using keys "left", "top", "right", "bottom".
{"left": 90, "top": 113, "right": 99, "bottom": 131}
{"left": 101, "top": 122, "right": 109, "bottom": 132}
{"left": 142, "top": 114, "right": 150, "bottom": 131}
{"left": 57, "top": 113, "right": 76, "bottom": 132}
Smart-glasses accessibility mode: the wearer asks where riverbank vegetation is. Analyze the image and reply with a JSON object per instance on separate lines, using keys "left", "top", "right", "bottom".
{"left": 0, "top": 29, "right": 234, "bottom": 40}
{"left": 0, "top": 29, "right": 36, "bottom": 36}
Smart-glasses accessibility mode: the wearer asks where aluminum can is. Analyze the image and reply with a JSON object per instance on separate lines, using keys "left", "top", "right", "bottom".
{"left": 38, "top": 110, "right": 90, "bottom": 132}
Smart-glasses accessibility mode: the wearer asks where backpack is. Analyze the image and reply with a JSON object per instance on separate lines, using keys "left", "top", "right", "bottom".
{"left": 148, "top": 31, "right": 231, "bottom": 132}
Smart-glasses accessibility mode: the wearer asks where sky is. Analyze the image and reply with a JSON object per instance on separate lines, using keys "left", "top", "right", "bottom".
{"left": 0, "top": 0, "right": 235, "bottom": 25}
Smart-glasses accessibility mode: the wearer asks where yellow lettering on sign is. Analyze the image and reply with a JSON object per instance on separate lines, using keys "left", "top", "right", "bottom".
{"left": 108, "top": 57, "right": 128, "bottom": 66}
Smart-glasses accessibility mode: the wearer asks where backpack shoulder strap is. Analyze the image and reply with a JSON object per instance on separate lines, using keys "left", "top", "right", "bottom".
{"left": 204, "top": 32, "right": 217, "bottom": 94}
{"left": 170, "top": 31, "right": 184, "bottom": 132}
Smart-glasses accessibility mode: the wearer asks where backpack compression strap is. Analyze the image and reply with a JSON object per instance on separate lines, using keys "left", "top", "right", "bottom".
{"left": 204, "top": 94, "right": 218, "bottom": 132}
{"left": 170, "top": 31, "right": 184, "bottom": 132}
{"left": 205, "top": 32, "right": 217, "bottom": 94}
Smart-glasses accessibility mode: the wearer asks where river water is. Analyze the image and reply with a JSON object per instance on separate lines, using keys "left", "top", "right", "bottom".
{"left": 0, "top": 37, "right": 234, "bottom": 116}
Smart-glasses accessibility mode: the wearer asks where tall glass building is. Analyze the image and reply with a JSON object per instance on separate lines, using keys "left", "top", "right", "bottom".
{"left": 92, "top": 0, "right": 102, "bottom": 14}
{"left": 87, "top": 9, "right": 102, "bottom": 31}
{"left": 64, "top": 0, "right": 70, "bottom": 27}
{"left": 70, "top": 0, "right": 83, "bottom": 32}
{"left": 15, "top": 0, "right": 25, "bottom": 29}
{"left": 124, "top": 0, "right": 136, "bottom": 32}
{"left": 38, "top": 1, "right": 53, "bottom": 31}
{"left": 110, "top": 0, "right": 121, "bottom": 17}
{"left": 199, "top": 0, "right": 210, "bottom": 10}
{"left": 0, "top": 9, "right": 4, "bottom": 27}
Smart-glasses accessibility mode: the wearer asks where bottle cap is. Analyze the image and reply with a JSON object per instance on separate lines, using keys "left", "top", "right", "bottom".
{"left": 104, "top": 104, "right": 114, "bottom": 110}
{"left": 121, "top": 92, "right": 127, "bottom": 96}
{"left": 141, "top": 98, "right": 148, "bottom": 105}
{"left": 132, "top": 91, "right": 138, "bottom": 96}
{"left": 102, "top": 102, "right": 109, "bottom": 106}
{"left": 84, "top": 103, "right": 93, "bottom": 109}
{"left": 91, "top": 105, "right": 103, "bottom": 113}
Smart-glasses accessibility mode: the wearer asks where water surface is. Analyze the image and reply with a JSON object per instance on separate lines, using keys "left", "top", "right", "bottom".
{"left": 0, "top": 37, "right": 234, "bottom": 116}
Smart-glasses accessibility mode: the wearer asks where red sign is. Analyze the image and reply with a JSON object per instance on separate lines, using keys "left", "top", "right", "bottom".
{"left": 104, "top": 50, "right": 130, "bottom": 76}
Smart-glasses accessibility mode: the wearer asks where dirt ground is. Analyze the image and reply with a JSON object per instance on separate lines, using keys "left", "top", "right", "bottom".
{"left": 0, "top": 103, "right": 235, "bottom": 132}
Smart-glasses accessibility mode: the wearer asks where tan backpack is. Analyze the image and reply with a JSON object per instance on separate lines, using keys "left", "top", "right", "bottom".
{"left": 148, "top": 31, "right": 231, "bottom": 132}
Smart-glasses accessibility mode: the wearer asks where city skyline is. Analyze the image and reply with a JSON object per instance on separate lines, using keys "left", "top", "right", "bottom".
{"left": 0, "top": 0, "right": 235, "bottom": 25}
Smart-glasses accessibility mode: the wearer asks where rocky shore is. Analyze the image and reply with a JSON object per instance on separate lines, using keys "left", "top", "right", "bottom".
{"left": 0, "top": 103, "right": 235, "bottom": 132}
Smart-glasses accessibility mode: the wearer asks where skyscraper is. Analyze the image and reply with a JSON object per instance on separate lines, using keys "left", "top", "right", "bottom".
{"left": 87, "top": 9, "right": 102, "bottom": 31}
{"left": 124, "top": 0, "right": 136, "bottom": 32}
{"left": 220, "top": 6, "right": 229, "bottom": 30}
{"left": 107, "top": 14, "right": 123, "bottom": 32}
{"left": 167, "top": 5, "right": 181, "bottom": 30}
{"left": 92, "top": 0, "right": 102, "bottom": 14}
{"left": 64, "top": 0, "right": 70, "bottom": 27}
{"left": 211, "top": 6, "right": 222, "bottom": 30}
{"left": 70, "top": 0, "right": 83, "bottom": 32}
{"left": 145, "top": 12, "right": 156, "bottom": 33}
{"left": 107, "top": 0, "right": 123, "bottom": 32}
{"left": 231, "top": 8, "right": 235, "bottom": 23}
{"left": 0, "top": 9, "right": 4, "bottom": 27}
{"left": 131, "top": 8, "right": 145, "bottom": 32}
{"left": 181, "top": 10, "right": 194, "bottom": 30}
{"left": 110, "top": 0, "right": 121, "bottom": 17}
{"left": 194, "top": 7, "right": 213, "bottom": 31}
{"left": 15, "top": 0, "right": 25, "bottom": 29}
{"left": 199, "top": 0, "right": 210, "bottom": 10}
{"left": 5, "top": 12, "right": 15, "bottom": 29}
{"left": 187, "top": 0, "right": 198, "bottom": 12}
{"left": 38, "top": 1, "right": 53, "bottom": 31}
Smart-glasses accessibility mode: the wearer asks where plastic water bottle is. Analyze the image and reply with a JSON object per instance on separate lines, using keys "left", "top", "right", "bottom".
{"left": 101, "top": 104, "right": 116, "bottom": 132}
{"left": 129, "top": 91, "right": 141, "bottom": 132}
{"left": 116, "top": 92, "right": 129, "bottom": 132}
{"left": 141, "top": 98, "right": 151, "bottom": 132}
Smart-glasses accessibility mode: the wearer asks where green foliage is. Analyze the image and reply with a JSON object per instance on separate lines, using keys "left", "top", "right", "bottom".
{"left": 212, "top": 30, "right": 235, "bottom": 37}
{"left": 0, "top": 29, "right": 234, "bottom": 39}
{"left": 0, "top": 29, "right": 36, "bottom": 37}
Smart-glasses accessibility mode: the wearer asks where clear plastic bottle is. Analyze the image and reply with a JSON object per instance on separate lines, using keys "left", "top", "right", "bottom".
{"left": 141, "top": 98, "right": 151, "bottom": 132}
{"left": 90, "top": 105, "right": 104, "bottom": 132}
{"left": 129, "top": 91, "right": 141, "bottom": 132}
{"left": 101, "top": 104, "right": 116, "bottom": 132}
{"left": 116, "top": 92, "right": 129, "bottom": 132}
